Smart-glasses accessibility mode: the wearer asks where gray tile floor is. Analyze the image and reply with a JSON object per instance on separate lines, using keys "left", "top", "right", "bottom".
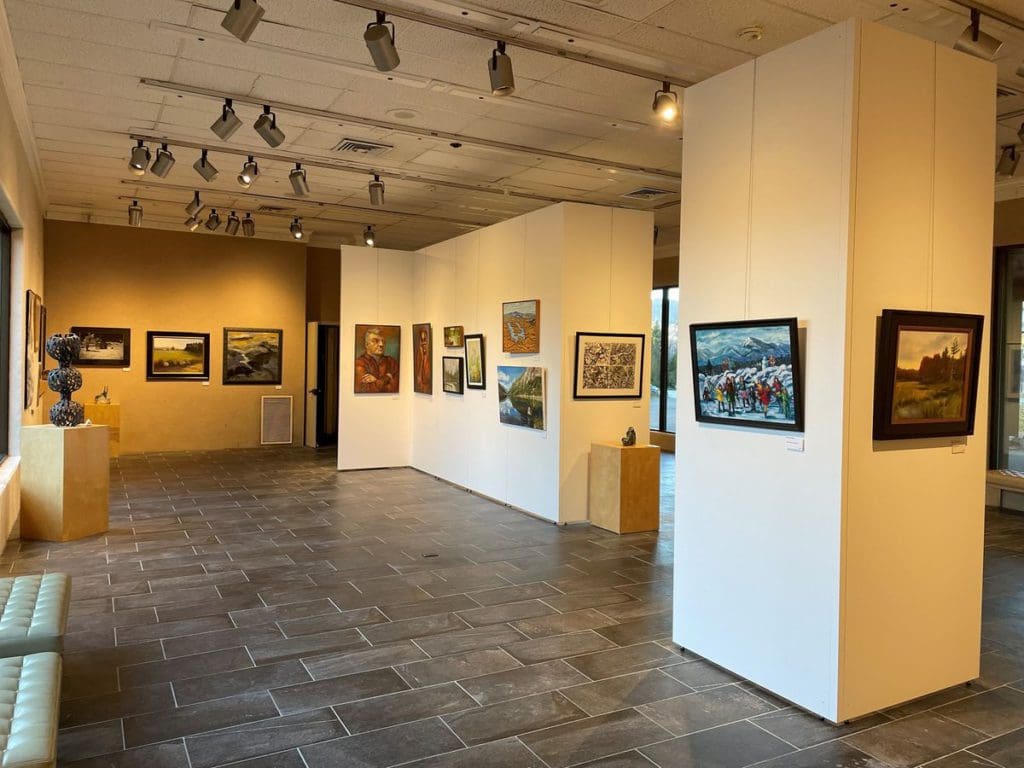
{"left": 7, "top": 448, "right": 1024, "bottom": 766}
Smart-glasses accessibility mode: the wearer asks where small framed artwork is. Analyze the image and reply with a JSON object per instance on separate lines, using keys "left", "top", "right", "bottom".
{"left": 413, "top": 323, "right": 432, "bottom": 394}
{"left": 690, "top": 318, "right": 804, "bottom": 433}
{"left": 146, "top": 331, "right": 210, "bottom": 381}
{"left": 354, "top": 324, "right": 400, "bottom": 393}
{"left": 573, "top": 332, "right": 645, "bottom": 399}
{"left": 443, "top": 326, "right": 464, "bottom": 347}
{"left": 464, "top": 334, "right": 485, "bottom": 389}
{"left": 502, "top": 299, "right": 540, "bottom": 353}
{"left": 223, "top": 328, "right": 282, "bottom": 385}
{"left": 71, "top": 326, "right": 132, "bottom": 367}
{"left": 498, "top": 365, "right": 546, "bottom": 430}
{"left": 873, "top": 309, "right": 984, "bottom": 440}
{"left": 442, "top": 356, "right": 464, "bottom": 394}
{"left": 24, "top": 290, "right": 41, "bottom": 409}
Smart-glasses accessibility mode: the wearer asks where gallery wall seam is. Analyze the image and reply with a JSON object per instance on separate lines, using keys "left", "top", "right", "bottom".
{"left": 744, "top": 60, "right": 759, "bottom": 322}
{"left": 928, "top": 45, "right": 938, "bottom": 312}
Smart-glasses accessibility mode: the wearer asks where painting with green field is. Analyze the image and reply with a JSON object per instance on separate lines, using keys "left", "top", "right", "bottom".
{"left": 147, "top": 331, "right": 210, "bottom": 381}
{"left": 873, "top": 310, "right": 983, "bottom": 440}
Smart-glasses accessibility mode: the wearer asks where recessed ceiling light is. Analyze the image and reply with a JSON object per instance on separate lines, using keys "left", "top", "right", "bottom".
{"left": 386, "top": 108, "right": 420, "bottom": 120}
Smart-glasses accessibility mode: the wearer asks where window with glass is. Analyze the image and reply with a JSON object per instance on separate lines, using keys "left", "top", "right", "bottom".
{"left": 993, "top": 247, "right": 1024, "bottom": 470}
{"left": 650, "top": 287, "right": 679, "bottom": 433}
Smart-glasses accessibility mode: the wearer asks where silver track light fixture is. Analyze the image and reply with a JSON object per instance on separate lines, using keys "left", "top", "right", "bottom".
{"left": 290, "top": 217, "right": 304, "bottom": 240}
{"left": 954, "top": 8, "right": 1003, "bottom": 60}
{"left": 221, "top": 0, "right": 264, "bottom": 43}
{"left": 129, "top": 139, "right": 150, "bottom": 176}
{"left": 368, "top": 174, "right": 385, "bottom": 206}
{"left": 364, "top": 11, "right": 400, "bottom": 72}
{"left": 225, "top": 211, "right": 241, "bottom": 236}
{"left": 652, "top": 81, "right": 679, "bottom": 123}
{"left": 253, "top": 105, "right": 285, "bottom": 148}
{"left": 489, "top": 41, "right": 515, "bottom": 97}
{"left": 127, "top": 200, "right": 143, "bottom": 227}
{"left": 185, "top": 191, "right": 205, "bottom": 217}
{"left": 242, "top": 213, "right": 256, "bottom": 237}
{"left": 363, "top": 225, "right": 375, "bottom": 247}
{"left": 194, "top": 148, "right": 219, "bottom": 182}
{"left": 185, "top": 215, "right": 201, "bottom": 232}
{"left": 238, "top": 155, "right": 259, "bottom": 188}
{"left": 289, "top": 163, "right": 309, "bottom": 196}
{"left": 150, "top": 143, "right": 175, "bottom": 178}
{"left": 205, "top": 208, "right": 222, "bottom": 231}
{"left": 997, "top": 145, "right": 1021, "bottom": 177}
{"left": 211, "top": 98, "right": 242, "bottom": 140}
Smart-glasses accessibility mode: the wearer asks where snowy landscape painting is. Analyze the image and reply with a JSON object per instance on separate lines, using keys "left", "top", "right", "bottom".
{"left": 690, "top": 318, "right": 803, "bottom": 432}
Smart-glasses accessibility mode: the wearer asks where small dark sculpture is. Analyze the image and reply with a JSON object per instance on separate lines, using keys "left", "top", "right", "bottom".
{"left": 621, "top": 426, "right": 636, "bottom": 447}
{"left": 46, "top": 333, "right": 84, "bottom": 427}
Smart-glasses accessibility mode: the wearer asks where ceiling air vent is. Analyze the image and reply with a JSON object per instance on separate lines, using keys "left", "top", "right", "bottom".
{"left": 256, "top": 204, "right": 295, "bottom": 214}
{"left": 997, "top": 85, "right": 1024, "bottom": 100}
{"left": 331, "top": 138, "right": 393, "bottom": 156}
{"left": 621, "top": 187, "right": 673, "bottom": 201}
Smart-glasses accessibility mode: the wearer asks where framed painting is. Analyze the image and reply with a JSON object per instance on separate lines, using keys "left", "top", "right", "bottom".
{"left": 442, "top": 356, "right": 464, "bottom": 394}
{"left": 502, "top": 299, "right": 540, "bottom": 353}
{"left": 464, "top": 333, "right": 485, "bottom": 389}
{"left": 573, "top": 332, "right": 645, "bottom": 399}
{"left": 38, "top": 304, "right": 46, "bottom": 403}
{"left": 223, "top": 328, "right": 282, "bottom": 385}
{"left": 443, "top": 326, "right": 464, "bottom": 348}
{"left": 873, "top": 309, "right": 984, "bottom": 440}
{"left": 690, "top": 318, "right": 804, "bottom": 433}
{"left": 146, "top": 331, "right": 210, "bottom": 381}
{"left": 354, "top": 324, "right": 400, "bottom": 393}
{"left": 498, "top": 365, "right": 546, "bottom": 430}
{"left": 413, "top": 323, "right": 432, "bottom": 394}
{"left": 24, "top": 290, "right": 41, "bottom": 409}
{"left": 71, "top": 326, "right": 131, "bottom": 367}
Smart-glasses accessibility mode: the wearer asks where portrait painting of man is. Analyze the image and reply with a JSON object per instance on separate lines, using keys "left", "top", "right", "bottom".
{"left": 354, "top": 324, "right": 401, "bottom": 393}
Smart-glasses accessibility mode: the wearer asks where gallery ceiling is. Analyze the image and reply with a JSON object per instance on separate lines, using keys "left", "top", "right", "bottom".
{"left": 1, "top": 0, "right": 1023, "bottom": 256}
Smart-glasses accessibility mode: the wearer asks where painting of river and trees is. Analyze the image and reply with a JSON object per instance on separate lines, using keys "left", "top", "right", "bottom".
{"left": 498, "top": 365, "right": 545, "bottom": 430}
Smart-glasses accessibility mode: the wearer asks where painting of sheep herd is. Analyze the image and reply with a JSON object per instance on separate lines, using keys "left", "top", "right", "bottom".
{"left": 224, "top": 328, "right": 283, "bottom": 385}
{"left": 689, "top": 318, "right": 804, "bottom": 433}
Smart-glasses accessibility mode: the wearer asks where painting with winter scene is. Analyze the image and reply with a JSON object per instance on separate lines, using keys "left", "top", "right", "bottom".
{"left": 872, "top": 309, "right": 983, "bottom": 440}
{"left": 689, "top": 318, "right": 803, "bottom": 433}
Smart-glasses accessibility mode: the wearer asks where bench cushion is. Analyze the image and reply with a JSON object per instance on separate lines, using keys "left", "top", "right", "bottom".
{"left": 0, "top": 576, "right": 69, "bottom": 658}
{"left": 987, "top": 469, "right": 1024, "bottom": 492}
{"left": 0, "top": 653, "right": 59, "bottom": 768}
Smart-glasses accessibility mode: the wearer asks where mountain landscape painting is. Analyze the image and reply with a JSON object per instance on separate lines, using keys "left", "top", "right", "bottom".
{"left": 498, "top": 365, "right": 545, "bottom": 430}
{"left": 690, "top": 318, "right": 803, "bottom": 432}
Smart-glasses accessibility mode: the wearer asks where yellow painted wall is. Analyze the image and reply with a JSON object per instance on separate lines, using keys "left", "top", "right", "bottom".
{"left": 43, "top": 221, "right": 307, "bottom": 454}
{"left": 306, "top": 246, "right": 340, "bottom": 323}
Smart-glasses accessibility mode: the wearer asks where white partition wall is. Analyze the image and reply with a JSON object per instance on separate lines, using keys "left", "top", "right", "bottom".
{"left": 339, "top": 203, "right": 653, "bottom": 523}
{"left": 675, "top": 19, "right": 994, "bottom": 722}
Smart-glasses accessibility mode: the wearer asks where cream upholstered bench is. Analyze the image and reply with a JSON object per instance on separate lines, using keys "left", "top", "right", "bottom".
{"left": 0, "top": 653, "right": 59, "bottom": 768}
{"left": 0, "top": 575, "right": 70, "bottom": 658}
{"left": 986, "top": 469, "right": 1024, "bottom": 508}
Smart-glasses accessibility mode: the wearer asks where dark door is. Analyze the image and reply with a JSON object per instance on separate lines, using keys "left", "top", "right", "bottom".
{"left": 314, "top": 323, "right": 339, "bottom": 447}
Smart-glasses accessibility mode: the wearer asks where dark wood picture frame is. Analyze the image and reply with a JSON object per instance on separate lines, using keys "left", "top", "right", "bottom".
{"left": 443, "top": 326, "right": 464, "bottom": 348}
{"left": 413, "top": 323, "right": 433, "bottom": 394}
{"left": 573, "top": 331, "right": 645, "bottom": 399}
{"left": 222, "top": 328, "right": 283, "bottom": 385}
{"left": 442, "top": 356, "right": 464, "bottom": 394}
{"left": 464, "top": 333, "right": 485, "bottom": 389}
{"left": 689, "top": 317, "right": 804, "bottom": 433}
{"left": 71, "top": 326, "right": 132, "bottom": 368}
{"left": 872, "top": 309, "right": 984, "bottom": 440}
{"left": 146, "top": 331, "right": 210, "bottom": 381}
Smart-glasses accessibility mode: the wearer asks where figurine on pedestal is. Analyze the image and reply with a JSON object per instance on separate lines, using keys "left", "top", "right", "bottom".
{"left": 621, "top": 426, "right": 637, "bottom": 447}
{"left": 46, "top": 333, "right": 84, "bottom": 427}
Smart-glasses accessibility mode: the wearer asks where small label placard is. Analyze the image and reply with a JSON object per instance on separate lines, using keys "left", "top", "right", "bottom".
{"left": 785, "top": 437, "right": 804, "bottom": 452}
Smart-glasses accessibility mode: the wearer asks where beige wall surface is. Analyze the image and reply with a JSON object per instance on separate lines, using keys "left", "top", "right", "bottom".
{"left": 43, "top": 221, "right": 307, "bottom": 453}
{"left": 995, "top": 199, "right": 1024, "bottom": 247}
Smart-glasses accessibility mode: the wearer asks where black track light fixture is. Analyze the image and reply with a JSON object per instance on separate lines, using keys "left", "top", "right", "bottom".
{"left": 364, "top": 10, "right": 400, "bottom": 72}
{"left": 242, "top": 213, "right": 255, "bottom": 237}
{"left": 997, "top": 145, "right": 1021, "bottom": 177}
{"left": 290, "top": 217, "right": 304, "bottom": 240}
{"left": 954, "top": 8, "right": 1003, "bottom": 60}
{"left": 221, "top": 0, "right": 264, "bottom": 43}
{"left": 205, "top": 208, "right": 222, "bottom": 231}
{"left": 129, "top": 139, "right": 150, "bottom": 176}
{"left": 225, "top": 211, "right": 241, "bottom": 236}
{"left": 194, "top": 149, "right": 219, "bottom": 182}
{"left": 127, "top": 200, "right": 143, "bottom": 227}
{"left": 185, "top": 191, "right": 205, "bottom": 217}
{"left": 185, "top": 215, "right": 201, "bottom": 232}
{"left": 368, "top": 174, "right": 385, "bottom": 206}
{"left": 363, "top": 225, "right": 375, "bottom": 247}
{"left": 150, "top": 143, "right": 175, "bottom": 178}
{"left": 238, "top": 155, "right": 259, "bottom": 188}
{"left": 211, "top": 98, "right": 243, "bottom": 140}
{"left": 489, "top": 41, "right": 515, "bottom": 97}
{"left": 253, "top": 105, "right": 285, "bottom": 148}
{"left": 289, "top": 163, "right": 309, "bottom": 197}
{"left": 652, "top": 81, "right": 679, "bottom": 123}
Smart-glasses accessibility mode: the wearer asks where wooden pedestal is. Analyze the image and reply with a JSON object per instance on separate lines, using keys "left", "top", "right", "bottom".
{"left": 20, "top": 425, "right": 110, "bottom": 541}
{"left": 84, "top": 403, "right": 120, "bottom": 457}
{"left": 588, "top": 441, "right": 661, "bottom": 534}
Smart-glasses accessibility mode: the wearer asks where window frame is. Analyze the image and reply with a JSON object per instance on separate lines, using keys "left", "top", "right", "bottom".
{"left": 651, "top": 286, "right": 678, "bottom": 434}
{"left": 0, "top": 214, "right": 10, "bottom": 459}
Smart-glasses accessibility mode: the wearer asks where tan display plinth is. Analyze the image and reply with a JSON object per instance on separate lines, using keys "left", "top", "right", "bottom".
{"left": 20, "top": 425, "right": 110, "bottom": 542}
{"left": 588, "top": 441, "right": 660, "bottom": 534}
{"left": 83, "top": 403, "right": 120, "bottom": 457}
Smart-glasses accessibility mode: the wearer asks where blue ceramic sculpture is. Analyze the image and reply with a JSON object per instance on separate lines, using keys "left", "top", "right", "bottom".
{"left": 46, "top": 333, "right": 84, "bottom": 427}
